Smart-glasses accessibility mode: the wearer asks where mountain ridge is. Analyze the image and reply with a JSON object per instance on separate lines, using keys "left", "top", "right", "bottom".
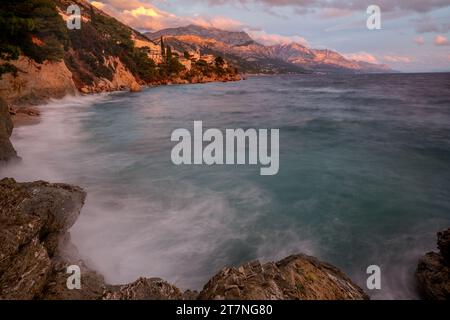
{"left": 146, "top": 25, "right": 392, "bottom": 74}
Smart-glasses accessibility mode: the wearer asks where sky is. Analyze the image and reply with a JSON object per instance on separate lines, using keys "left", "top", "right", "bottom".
{"left": 89, "top": 0, "right": 450, "bottom": 72}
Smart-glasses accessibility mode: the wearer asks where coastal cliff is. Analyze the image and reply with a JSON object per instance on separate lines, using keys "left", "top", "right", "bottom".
{"left": 0, "top": 178, "right": 368, "bottom": 300}
{"left": 0, "top": 0, "right": 241, "bottom": 107}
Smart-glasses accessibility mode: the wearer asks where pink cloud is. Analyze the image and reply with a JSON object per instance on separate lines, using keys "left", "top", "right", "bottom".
{"left": 344, "top": 52, "right": 414, "bottom": 64}
{"left": 90, "top": 0, "right": 245, "bottom": 31}
{"left": 413, "top": 36, "right": 425, "bottom": 45}
{"left": 435, "top": 35, "right": 450, "bottom": 46}
{"left": 343, "top": 52, "right": 379, "bottom": 64}
{"left": 247, "top": 30, "right": 309, "bottom": 46}
{"left": 317, "top": 8, "right": 353, "bottom": 19}
{"left": 382, "top": 55, "right": 414, "bottom": 63}
{"left": 192, "top": 16, "right": 245, "bottom": 31}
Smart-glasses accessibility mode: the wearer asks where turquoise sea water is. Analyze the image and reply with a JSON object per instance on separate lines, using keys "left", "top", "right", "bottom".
{"left": 2, "top": 73, "right": 450, "bottom": 299}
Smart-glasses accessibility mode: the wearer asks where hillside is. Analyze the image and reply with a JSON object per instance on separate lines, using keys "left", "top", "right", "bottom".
{"left": 0, "top": 0, "right": 240, "bottom": 106}
{"left": 146, "top": 26, "right": 392, "bottom": 74}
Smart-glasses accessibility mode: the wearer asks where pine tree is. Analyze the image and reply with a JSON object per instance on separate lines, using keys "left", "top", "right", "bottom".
{"left": 160, "top": 36, "right": 165, "bottom": 61}
{"left": 166, "top": 45, "right": 172, "bottom": 62}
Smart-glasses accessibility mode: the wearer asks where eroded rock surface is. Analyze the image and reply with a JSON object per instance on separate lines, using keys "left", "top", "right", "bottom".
{"left": 416, "top": 228, "right": 450, "bottom": 300}
{"left": 198, "top": 255, "right": 369, "bottom": 300}
{"left": 0, "top": 178, "right": 85, "bottom": 299}
{"left": 104, "top": 278, "right": 184, "bottom": 300}
{"left": 0, "top": 98, "right": 17, "bottom": 162}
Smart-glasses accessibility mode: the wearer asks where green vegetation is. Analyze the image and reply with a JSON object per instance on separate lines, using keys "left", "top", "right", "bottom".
{"left": 0, "top": 0, "right": 238, "bottom": 85}
{"left": 0, "top": 0, "right": 66, "bottom": 76}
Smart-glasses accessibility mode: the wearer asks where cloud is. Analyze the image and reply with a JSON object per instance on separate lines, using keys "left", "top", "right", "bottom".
{"left": 91, "top": 0, "right": 180, "bottom": 30}
{"left": 413, "top": 36, "right": 425, "bottom": 45}
{"left": 90, "top": 0, "right": 245, "bottom": 31}
{"left": 435, "top": 35, "right": 450, "bottom": 46}
{"left": 344, "top": 52, "right": 414, "bottom": 64}
{"left": 247, "top": 30, "right": 309, "bottom": 46}
{"left": 203, "top": 0, "right": 450, "bottom": 13}
{"left": 415, "top": 15, "right": 450, "bottom": 33}
{"left": 382, "top": 55, "right": 414, "bottom": 63}
{"left": 192, "top": 16, "right": 246, "bottom": 31}
{"left": 317, "top": 8, "right": 353, "bottom": 19}
{"left": 343, "top": 52, "right": 379, "bottom": 63}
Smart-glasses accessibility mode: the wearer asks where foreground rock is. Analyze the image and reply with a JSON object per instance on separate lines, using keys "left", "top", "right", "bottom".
{"left": 0, "top": 178, "right": 368, "bottom": 300}
{"left": 0, "top": 178, "right": 85, "bottom": 299}
{"left": 104, "top": 278, "right": 184, "bottom": 300}
{"left": 198, "top": 255, "right": 369, "bottom": 300}
{"left": 416, "top": 228, "right": 450, "bottom": 300}
{"left": 0, "top": 178, "right": 195, "bottom": 300}
{"left": 0, "top": 98, "right": 17, "bottom": 162}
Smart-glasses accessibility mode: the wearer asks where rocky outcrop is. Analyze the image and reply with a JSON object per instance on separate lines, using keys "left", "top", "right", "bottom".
{"left": 198, "top": 255, "right": 369, "bottom": 300}
{"left": 0, "top": 178, "right": 193, "bottom": 300}
{"left": 0, "top": 98, "right": 17, "bottom": 162}
{"left": 79, "top": 57, "right": 142, "bottom": 94}
{"left": 104, "top": 278, "right": 185, "bottom": 300}
{"left": 0, "top": 177, "right": 368, "bottom": 300}
{"left": 416, "top": 228, "right": 450, "bottom": 300}
{"left": 0, "top": 178, "right": 86, "bottom": 299}
{"left": 0, "top": 56, "right": 77, "bottom": 106}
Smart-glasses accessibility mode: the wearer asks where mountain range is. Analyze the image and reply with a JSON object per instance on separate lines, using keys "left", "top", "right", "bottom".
{"left": 146, "top": 24, "right": 392, "bottom": 74}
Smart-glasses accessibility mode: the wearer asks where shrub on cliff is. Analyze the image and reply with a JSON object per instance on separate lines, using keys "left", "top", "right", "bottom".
{"left": 0, "top": 0, "right": 66, "bottom": 76}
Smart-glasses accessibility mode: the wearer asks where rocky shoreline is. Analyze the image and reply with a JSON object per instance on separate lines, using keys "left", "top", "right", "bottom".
{"left": 0, "top": 178, "right": 369, "bottom": 300}
{"left": 1, "top": 71, "right": 241, "bottom": 128}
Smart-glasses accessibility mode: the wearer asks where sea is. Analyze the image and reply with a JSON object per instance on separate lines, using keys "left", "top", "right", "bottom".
{"left": 2, "top": 73, "right": 450, "bottom": 299}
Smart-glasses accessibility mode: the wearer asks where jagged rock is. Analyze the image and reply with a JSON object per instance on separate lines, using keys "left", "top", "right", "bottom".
{"left": 416, "top": 228, "right": 450, "bottom": 300}
{"left": 198, "top": 254, "right": 369, "bottom": 300}
{"left": 103, "top": 278, "right": 184, "bottom": 300}
{"left": 0, "top": 237, "right": 52, "bottom": 300}
{"left": 0, "top": 98, "right": 17, "bottom": 162}
{"left": 0, "top": 178, "right": 86, "bottom": 299}
{"left": 438, "top": 228, "right": 450, "bottom": 264}
{"left": 39, "top": 232, "right": 107, "bottom": 300}
{"left": 40, "top": 259, "right": 106, "bottom": 300}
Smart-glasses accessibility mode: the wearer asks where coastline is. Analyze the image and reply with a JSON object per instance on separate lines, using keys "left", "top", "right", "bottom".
{"left": 8, "top": 73, "right": 242, "bottom": 128}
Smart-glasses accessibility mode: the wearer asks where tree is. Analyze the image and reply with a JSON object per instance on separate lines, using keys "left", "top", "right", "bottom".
{"left": 166, "top": 45, "right": 172, "bottom": 61}
{"left": 160, "top": 36, "right": 165, "bottom": 61}
{"left": 0, "top": 0, "right": 67, "bottom": 76}
{"left": 215, "top": 56, "right": 225, "bottom": 68}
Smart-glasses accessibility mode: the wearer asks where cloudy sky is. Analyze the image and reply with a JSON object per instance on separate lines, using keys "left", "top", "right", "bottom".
{"left": 90, "top": 0, "right": 450, "bottom": 72}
